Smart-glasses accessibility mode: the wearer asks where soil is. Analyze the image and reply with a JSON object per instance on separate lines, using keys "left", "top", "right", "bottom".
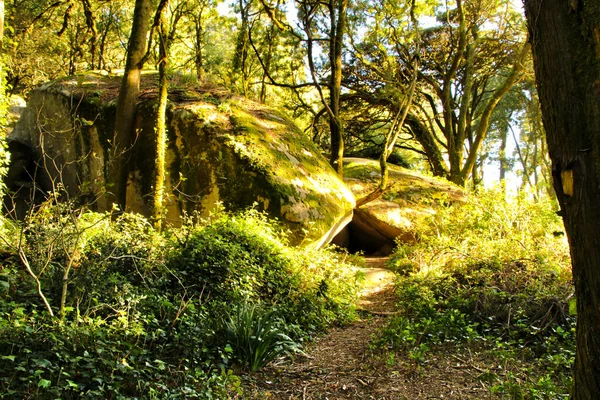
{"left": 241, "top": 257, "right": 493, "bottom": 400}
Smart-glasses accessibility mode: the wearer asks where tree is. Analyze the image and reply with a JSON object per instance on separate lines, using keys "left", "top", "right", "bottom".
{"left": 152, "top": 0, "right": 170, "bottom": 230}
{"left": 150, "top": 0, "right": 187, "bottom": 229}
{"left": 4, "top": 0, "right": 133, "bottom": 94}
{"left": 245, "top": 0, "right": 348, "bottom": 175}
{"left": 0, "top": 0, "right": 8, "bottom": 199}
{"left": 325, "top": 0, "right": 348, "bottom": 177}
{"left": 517, "top": 93, "right": 552, "bottom": 196}
{"left": 345, "top": 0, "right": 529, "bottom": 186}
{"left": 524, "top": 0, "right": 600, "bottom": 397}
{"left": 353, "top": 0, "right": 421, "bottom": 207}
{"left": 232, "top": 0, "right": 252, "bottom": 97}
{"left": 109, "top": 0, "right": 153, "bottom": 210}
{"left": 0, "top": 0, "right": 4, "bottom": 54}
{"left": 185, "top": 0, "right": 217, "bottom": 82}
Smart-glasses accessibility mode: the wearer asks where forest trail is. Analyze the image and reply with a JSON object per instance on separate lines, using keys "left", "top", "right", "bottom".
{"left": 243, "top": 257, "right": 489, "bottom": 399}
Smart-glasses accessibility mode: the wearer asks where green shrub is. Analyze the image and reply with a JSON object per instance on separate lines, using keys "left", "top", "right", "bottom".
{"left": 1, "top": 207, "right": 239, "bottom": 398}
{"left": 0, "top": 205, "right": 360, "bottom": 398}
{"left": 224, "top": 300, "right": 302, "bottom": 372}
{"left": 380, "top": 189, "right": 574, "bottom": 397}
{"left": 166, "top": 210, "right": 360, "bottom": 337}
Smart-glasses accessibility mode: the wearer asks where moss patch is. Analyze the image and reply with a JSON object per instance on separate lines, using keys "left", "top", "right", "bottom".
{"left": 218, "top": 99, "right": 355, "bottom": 244}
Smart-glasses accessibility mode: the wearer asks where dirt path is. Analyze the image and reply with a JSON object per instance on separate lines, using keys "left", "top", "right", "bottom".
{"left": 243, "top": 257, "right": 489, "bottom": 399}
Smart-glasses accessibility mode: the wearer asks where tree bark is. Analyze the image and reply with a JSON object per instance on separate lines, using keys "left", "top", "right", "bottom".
{"left": 259, "top": 21, "right": 278, "bottom": 103}
{"left": 81, "top": 0, "right": 98, "bottom": 69}
{"left": 443, "top": 0, "right": 467, "bottom": 181}
{"left": 153, "top": 3, "right": 169, "bottom": 231}
{"left": 194, "top": 18, "right": 204, "bottom": 81}
{"left": 328, "top": 0, "right": 347, "bottom": 177}
{"left": 233, "top": 0, "right": 251, "bottom": 97}
{"left": 109, "top": 0, "right": 153, "bottom": 211}
{"left": 524, "top": 0, "right": 600, "bottom": 398}
{"left": 405, "top": 114, "right": 448, "bottom": 178}
{"left": 499, "top": 126, "right": 507, "bottom": 183}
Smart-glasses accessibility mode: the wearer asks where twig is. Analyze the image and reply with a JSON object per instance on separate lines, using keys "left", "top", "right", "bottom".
{"left": 18, "top": 247, "right": 54, "bottom": 316}
{"left": 451, "top": 355, "right": 487, "bottom": 374}
{"left": 171, "top": 293, "right": 194, "bottom": 328}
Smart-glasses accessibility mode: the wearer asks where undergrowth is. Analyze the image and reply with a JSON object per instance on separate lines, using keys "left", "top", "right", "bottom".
{"left": 378, "top": 190, "right": 574, "bottom": 399}
{"left": 224, "top": 300, "right": 303, "bottom": 372}
{"left": 0, "top": 205, "right": 359, "bottom": 399}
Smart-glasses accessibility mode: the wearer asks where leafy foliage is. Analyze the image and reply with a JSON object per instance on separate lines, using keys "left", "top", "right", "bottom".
{"left": 344, "top": 0, "right": 529, "bottom": 185}
{"left": 224, "top": 300, "right": 302, "bottom": 372}
{"left": 0, "top": 206, "right": 359, "bottom": 398}
{"left": 378, "top": 190, "right": 574, "bottom": 397}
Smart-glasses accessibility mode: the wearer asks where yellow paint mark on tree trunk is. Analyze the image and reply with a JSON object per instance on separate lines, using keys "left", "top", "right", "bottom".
{"left": 561, "top": 169, "right": 574, "bottom": 196}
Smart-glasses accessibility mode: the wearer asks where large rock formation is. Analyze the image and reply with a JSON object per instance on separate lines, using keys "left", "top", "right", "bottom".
{"left": 334, "top": 158, "right": 464, "bottom": 255}
{"left": 6, "top": 72, "right": 355, "bottom": 247}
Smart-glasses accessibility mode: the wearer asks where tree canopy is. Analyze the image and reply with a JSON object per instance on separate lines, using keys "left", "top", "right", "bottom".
{"left": 2, "top": 0, "right": 548, "bottom": 192}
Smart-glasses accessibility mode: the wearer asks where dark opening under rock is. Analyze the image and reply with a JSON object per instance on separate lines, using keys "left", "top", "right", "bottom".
{"left": 332, "top": 208, "right": 413, "bottom": 256}
{"left": 335, "top": 157, "right": 465, "bottom": 256}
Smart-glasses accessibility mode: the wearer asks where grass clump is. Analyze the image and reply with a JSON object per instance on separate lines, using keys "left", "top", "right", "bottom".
{"left": 378, "top": 189, "right": 574, "bottom": 398}
{"left": 0, "top": 204, "right": 359, "bottom": 399}
{"left": 224, "top": 300, "right": 303, "bottom": 372}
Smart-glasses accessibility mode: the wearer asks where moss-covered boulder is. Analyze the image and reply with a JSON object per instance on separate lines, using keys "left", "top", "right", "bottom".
{"left": 6, "top": 72, "right": 355, "bottom": 247}
{"left": 336, "top": 157, "right": 464, "bottom": 254}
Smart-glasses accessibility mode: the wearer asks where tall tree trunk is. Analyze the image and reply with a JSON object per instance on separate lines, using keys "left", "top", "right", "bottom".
{"left": 532, "top": 137, "right": 539, "bottom": 193}
{"left": 328, "top": 0, "right": 347, "bottom": 177}
{"left": 0, "top": 0, "right": 4, "bottom": 113}
{"left": 259, "top": 21, "right": 277, "bottom": 103}
{"left": 98, "top": 16, "right": 113, "bottom": 70}
{"left": 405, "top": 114, "right": 448, "bottom": 178}
{"left": 499, "top": 126, "right": 508, "bottom": 182}
{"left": 454, "top": 41, "right": 530, "bottom": 186}
{"left": 510, "top": 123, "right": 534, "bottom": 190}
{"left": 443, "top": 0, "right": 467, "bottom": 182}
{"left": 356, "top": 52, "right": 419, "bottom": 208}
{"left": 81, "top": 0, "right": 98, "bottom": 70}
{"left": 524, "top": 1, "right": 600, "bottom": 398}
{"left": 194, "top": 20, "right": 204, "bottom": 81}
{"left": 109, "top": 0, "right": 152, "bottom": 210}
{"left": 233, "top": 0, "right": 250, "bottom": 97}
{"left": 153, "top": 4, "right": 169, "bottom": 230}
{"left": 0, "top": 0, "right": 4, "bottom": 53}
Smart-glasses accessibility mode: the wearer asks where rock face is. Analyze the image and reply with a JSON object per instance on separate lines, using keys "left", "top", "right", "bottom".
{"left": 334, "top": 158, "right": 464, "bottom": 255}
{"left": 6, "top": 72, "right": 355, "bottom": 247}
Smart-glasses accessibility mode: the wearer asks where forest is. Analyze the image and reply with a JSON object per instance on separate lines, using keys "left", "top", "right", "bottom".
{"left": 0, "top": 0, "right": 599, "bottom": 398}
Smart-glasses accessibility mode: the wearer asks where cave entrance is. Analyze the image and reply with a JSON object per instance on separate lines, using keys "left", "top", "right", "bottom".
{"left": 332, "top": 209, "right": 399, "bottom": 256}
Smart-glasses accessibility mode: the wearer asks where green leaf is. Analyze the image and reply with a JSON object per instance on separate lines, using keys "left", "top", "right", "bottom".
{"left": 12, "top": 307, "right": 25, "bottom": 316}
{"left": 568, "top": 298, "right": 577, "bottom": 316}
{"left": 154, "top": 359, "right": 166, "bottom": 371}
{"left": 2, "top": 355, "right": 15, "bottom": 362}
{"left": 38, "top": 379, "right": 52, "bottom": 388}
{"left": 0, "top": 280, "right": 9, "bottom": 289}
{"left": 66, "top": 379, "right": 79, "bottom": 389}
{"left": 34, "top": 358, "right": 52, "bottom": 368}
